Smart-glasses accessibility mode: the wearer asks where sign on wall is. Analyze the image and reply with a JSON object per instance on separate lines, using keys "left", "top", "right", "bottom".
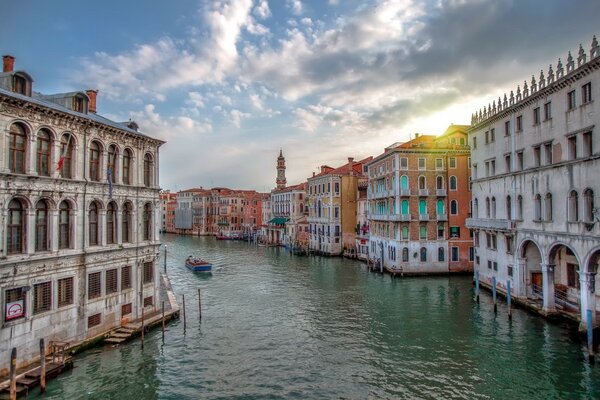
{"left": 5, "top": 300, "right": 24, "bottom": 321}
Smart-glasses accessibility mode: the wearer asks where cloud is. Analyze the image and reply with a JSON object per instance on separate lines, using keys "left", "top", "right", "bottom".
{"left": 230, "top": 109, "right": 251, "bottom": 128}
{"left": 287, "top": 0, "right": 303, "bottom": 15}
{"left": 130, "top": 104, "right": 212, "bottom": 141}
{"left": 253, "top": 0, "right": 271, "bottom": 19}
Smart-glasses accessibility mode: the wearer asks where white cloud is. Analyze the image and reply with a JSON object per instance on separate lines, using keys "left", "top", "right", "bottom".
{"left": 130, "top": 104, "right": 212, "bottom": 141}
{"left": 187, "top": 91, "right": 205, "bottom": 108}
{"left": 253, "top": 0, "right": 271, "bottom": 19}
{"left": 287, "top": 0, "right": 303, "bottom": 15}
{"left": 230, "top": 109, "right": 251, "bottom": 128}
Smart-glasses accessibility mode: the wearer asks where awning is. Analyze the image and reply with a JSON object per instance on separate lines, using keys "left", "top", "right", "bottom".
{"left": 269, "top": 217, "right": 289, "bottom": 225}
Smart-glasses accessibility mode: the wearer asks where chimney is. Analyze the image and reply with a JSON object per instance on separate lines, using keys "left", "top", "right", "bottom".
{"left": 3, "top": 55, "right": 15, "bottom": 73}
{"left": 86, "top": 89, "right": 98, "bottom": 113}
{"left": 320, "top": 165, "right": 326, "bottom": 173}
{"left": 415, "top": 133, "right": 420, "bottom": 138}
{"left": 312, "top": 172, "right": 315, "bottom": 177}
{"left": 348, "top": 157, "right": 354, "bottom": 174}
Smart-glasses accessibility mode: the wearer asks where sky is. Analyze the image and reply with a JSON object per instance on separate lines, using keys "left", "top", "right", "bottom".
{"left": 1, "top": 0, "right": 599, "bottom": 192}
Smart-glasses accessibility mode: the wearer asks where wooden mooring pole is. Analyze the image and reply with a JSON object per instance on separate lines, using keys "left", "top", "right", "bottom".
{"left": 198, "top": 288, "right": 202, "bottom": 320}
{"left": 475, "top": 270, "right": 480, "bottom": 303}
{"left": 183, "top": 294, "right": 187, "bottom": 332}
{"left": 587, "top": 309, "right": 595, "bottom": 362}
{"left": 162, "top": 301, "right": 165, "bottom": 343}
{"left": 507, "top": 280, "right": 512, "bottom": 320}
{"left": 492, "top": 276, "right": 497, "bottom": 313}
{"left": 9, "top": 347, "right": 16, "bottom": 400}
{"left": 40, "top": 338, "right": 46, "bottom": 393}
{"left": 141, "top": 308, "right": 145, "bottom": 350}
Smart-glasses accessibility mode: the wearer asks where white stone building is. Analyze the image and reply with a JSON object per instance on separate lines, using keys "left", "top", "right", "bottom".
{"left": 0, "top": 55, "right": 164, "bottom": 372}
{"left": 467, "top": 37, "right": 600, "bottom": 330}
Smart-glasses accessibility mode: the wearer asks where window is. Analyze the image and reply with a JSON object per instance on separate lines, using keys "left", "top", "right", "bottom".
{"left": 88, "top": 313, "right": 101, "bottom": 328}
{"left": 437, "top": 223, "right": 444, "bottom": 239}
{"left": 493, "top": 262, "right": 498, "bottom": 271}
{"left": 143, "top": 203, "right": 152, "bottom": 241}
{"left": 543, "top": 102, "right": 552, "bottom": 120}
{"left": 545, "top": 193, "right": 553, "bottom": 221}
{"left": 449, "top": 158, "right": 456, "bottom": 169}
{"left": 490, "top": 128, "right": 495, "bottom": 142}
{"left": 506, "top": 196, "right": 512, "bottom": 220}
{"left": 143, "top": 296, "right": 154, "bottom": 307}
{"left": 57, "top": 277, "right": 74, "bottom": 308}
{"left": 436, "top": 176, "right": 444, "bottom": 190}
{"left": 402, "top": 247, "right": 409, "bottom": 262}
{"left": 13, "top": 75, "right": 27, "bottom": 95}
{"left": 534, "top": 194, "right": 542, "bottom": 221}
{"left": 435, "top": 158, "right": 443, "bottom": 170}
{"left": 419, "top": 225, "right": 427, "bottom": 239}
{"left": 89, "top": 141, "right": 102, "bottom": 181}
{"left": 106, "top": 269, "right": 118, "bottom": 295}
{"left": 449, "top": 176, "right": 457, "bottom": 190}
{"left": 516, "top": 195, "right": 523, "bottom": 220}
{"left": 107, "top": 145, "right": 118, "bottom": 184}
{"left": 544, "top": 143, "right": 552, "bottom": 165}
{"left": 505, "top": 235, "right": 514, "bottom": 254}
{"left": 505, "top": 154, "right": 511, "bottom": 172}
{"left": 516, "top": 115, "right": 523, "bottom": 132}
{"left": 473, "top": 164, "right": 478, "bottom": 179}
{"left": 469, "top": 247, "right": 474, "bottom": 261}
{"left": 59, "top": 134, "right": 74, "bottom": 179}
{"left": 89, "top": 201, "right": 99, "bottom": 246}
{"left": 418, "top": 176, "right": 426, "bottom": 190}
{"left": 72, "top": 96, "right": 84, "bottom": 113}
{"left": 106, "top": 202, "right": 116, "bottom": 244}
{"left": 516, "top": 151, "right": 523, "bottom": 171}
{"left": 490, "top": 159, "right": 495, "bottom": 175}
{"left": 533, "top": 146, "right": 541, "bottom": 167}
{"left": 418, "top": 158, "right": 426, "bottom": 170}
{"left": 144, "top": 153, "right": 153, "bottom": 187}
{"left": 485, "top": 131, "right": 489, "bottom": 144}
{"left": 487, "top": 260, "right": 492, "bottom": 270}
{"left": 401, "top": 226, "right": 409, "bottom": 240}
{"left": 451, "top": 247, "right": 459, "bottom": 262}
{"left": 122, "top": 303, "right": 132, "bottom": 316}
{"left": 473, "top": 137, "right": 477, "bottom": 149}
{"left": 7, "top": 198, "right": 26, "bottom": 255}
{"left": 533, "top": 107, "right": 540, "bottom": 124}
{"left": 88, "top": 272, "right": 102, "bottom": 299}
{"left": 582, "top": 82, "right": 592, "bottom": 104}
{"left": 568, "top": 136, "right": 577, "bottom": 160}
{"left": 473, "top": 198, "right": 479, "bottom": 218}
{"left": 122, "top": 149, "right": 132, "bottom": 185}
{"left": 582, "top": 132, "right": 592, "bottom": 157}
{"left": 143, "top": 262, "right": 154, "bottom": 284}
{"left": 400, "top": 157, "right": 408, "bottom": 170}
{"left": 504, "top": 121, "right": 510, "bottom": 136}
{"left": 491, "top": 197, "right": 496, "bottom": 218}
{"left": 334, "top": 182, "right": 339, "bottom": 194}
{"left": 420, "top": 247, "right": 427, "bottom": 262}
{"left": 485, "top": 197, "right": 490, "bottom": 218}
{"left": 9, "top": 123, "right": 27, "bottom": 174}
{"left": 419, "top": 199, "right": 427, "bottom": 216}
{"left": 5, "top": 287, "right": 26, "bottom": 322}
{"left": 583, "top": 189, "right": 594, "bottom": 222}
{"left": 438, "top": 247, "right": 445, "bottom": 262}
{"left": 35, "top": 200, "right": 49, "bottom": 252}
{"left": 122, "top": 202, "right": 132, "bottom": 243}
{"left": 450, "top": 226, "right": 460, "bottom": 238}
{"left": 567, "top": 263, "right": 580, "bottom": 288}
{"left": 33, "top": 282, "right": 52, "bottom": 314}
{"left": 450, "top": 200, "right": 458, "bottom": 215}
{"left": 568, "top": 90, "right": 576, "bottom": 110}
{"left": 36, "top": 129, "right": 52, "bottom": 176}
{"left": 121, "top": 266, "right": 132, "bottom": 290}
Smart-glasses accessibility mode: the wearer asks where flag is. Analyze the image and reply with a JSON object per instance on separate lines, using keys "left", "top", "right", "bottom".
{"left": 107, "top": 167, "right": 113, "bottom": 198}
{"left": 56, "top": 135, "right": 71, "bottom": 174}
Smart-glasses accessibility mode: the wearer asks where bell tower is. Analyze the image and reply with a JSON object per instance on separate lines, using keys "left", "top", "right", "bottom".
{"left": 276, "top": 149, "right": 287, "bottom": 189}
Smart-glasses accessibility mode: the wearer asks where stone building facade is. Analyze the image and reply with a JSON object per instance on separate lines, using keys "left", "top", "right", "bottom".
{"left": 467, "top": 37, "right": 600, "bottom": 330}
{"left": 367, "top": 125, "right": 472, "bottom": 274}
{"left": 0, "top": 55, "right": 164, "bottom": 373}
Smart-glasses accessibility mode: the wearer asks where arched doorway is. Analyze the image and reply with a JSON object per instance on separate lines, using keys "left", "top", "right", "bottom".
{"left": 521, "top": 240, "right": 542, "bottom": 300}
{"left": 548, "top": 243, "right": 581, "bottom": 315}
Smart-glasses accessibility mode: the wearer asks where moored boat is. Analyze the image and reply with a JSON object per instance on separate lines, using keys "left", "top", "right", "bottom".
{"left": 185, "top": 256, "right": 213, "bottom": 272}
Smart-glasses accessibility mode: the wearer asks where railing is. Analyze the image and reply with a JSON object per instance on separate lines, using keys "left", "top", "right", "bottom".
{"left": 419, "top": 214, "right": 429, "bottom": 221}
{"left": 465, "top": 218, "right": 515, "bottom": 230}
{"left": 555, "top": 286, "right": 579, "bottom": 310}
{"left": 400, "top": 188, "right": 411, "bottom": 196}
{"left": 389, "top": 213, "right": 411, "bottom": 221}
{"left": 436, "top": 213, "right": 447, "bottom": 221}
{"left": 532, "top": 283, "right": 542, "bottom": 298}
{"left": 436, "top": 189, "right": 447, "bottom": 196}
{"left": 418, "top": 189, "right": 429, "bottom": 196}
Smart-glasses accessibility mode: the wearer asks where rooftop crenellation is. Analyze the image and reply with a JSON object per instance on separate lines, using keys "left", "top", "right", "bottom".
{"left": 471, "top": 35, "right": 599, "bottom": 126}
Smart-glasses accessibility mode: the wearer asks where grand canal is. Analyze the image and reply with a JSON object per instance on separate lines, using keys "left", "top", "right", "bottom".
{"left": 32, "top": 234, "right": 599, "bottom": 399}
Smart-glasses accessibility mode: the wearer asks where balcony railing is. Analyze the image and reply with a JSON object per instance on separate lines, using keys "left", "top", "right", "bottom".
{"left": 465, "top": 218, "right": 515, "bottom": 230}
{"left": 436, "top": 213, "right": 447, "bottom": 221}
{"left": 400, "top": 188, "right": 411, "bottom": 196}
{"left": 388, "top": 213, "right": 411, "bottom": 221}
{"left": 436, "top": 189, "right": 447, "bottom": 196}
{"left": 418, "top": 189, "right": 429, "bottom": 196}
{"left": 419, "top": 213, "right": 429, "bottom": 221}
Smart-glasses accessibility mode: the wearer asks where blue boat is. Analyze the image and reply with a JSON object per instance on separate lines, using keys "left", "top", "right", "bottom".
{"left": 185, "top": 256, "right": 213, "bottom": 272}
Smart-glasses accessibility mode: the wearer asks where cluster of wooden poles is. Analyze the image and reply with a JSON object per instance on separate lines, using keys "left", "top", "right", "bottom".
{"left": 474, "top": 270, "right": 595, "bottom": 363}
{"left": 7, "top": 339, "right": 49, "bottom": 400}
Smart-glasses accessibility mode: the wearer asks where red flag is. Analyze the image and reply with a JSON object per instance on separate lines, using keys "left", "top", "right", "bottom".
{"left": 56, "top": 135, "right": 71, "bottom": 174}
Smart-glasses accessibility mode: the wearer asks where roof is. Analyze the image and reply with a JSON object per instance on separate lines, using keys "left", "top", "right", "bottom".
{"left": 269, "top": 217, "right": 289, "bottom": 225}
{"left": 272, "top": 182, "right": 307, "bottom": 194}
{"left": 308, "top": 156, "right": 372, "bottom": 180}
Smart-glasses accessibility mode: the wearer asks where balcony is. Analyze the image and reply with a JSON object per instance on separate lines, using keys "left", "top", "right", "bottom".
{"left": 388, "top": 213, "right": 411, "bottom": 222}
{"left": 465, "top": 218, "right": 515, "bottom": 231}
{"left": 418, "top": 189, "right": 429, "bottom": 196}
{"left": 436, "top": 213, "right": 447, "bottom": 221}
{"left": 436, "top": 189, "right": 447, "bottom": 196}
{"left": 419, "top": 214, "right": 429, "bottom": 221}
{"left": 370, "top": 190, "right": 392, "bottom": 200}
{"left": 400, "top": 188, "right": 411, "bottom": 196}
{"left": 368, "top": 214, "right": 390, "bottom": 221}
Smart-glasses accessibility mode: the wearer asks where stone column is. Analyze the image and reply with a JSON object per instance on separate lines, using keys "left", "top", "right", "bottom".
{"left": 27, "top": 134, "right": 36, "bottom": 175}
{"left": 49, "top": 209, "right": 59, "bottom": 252}
{"left": 52, "top": 139, "right": 61, "bottom": 179}
{"left": 514, "top": 258, "right": 526, "bottom": 297}
{"left": 579, "top": 271, "right": 597, "bottom": 330}
{"left": 26, "top": 209, "right": 36, "bottom": 255}
{"left": 542, "top": 263, "right": 556, "bottom": 312}
{"left": 99, "top": 209, "right": 107, "bottom": 247}
{"left": 116, "top": 209, "right": 123, "bottom": 245}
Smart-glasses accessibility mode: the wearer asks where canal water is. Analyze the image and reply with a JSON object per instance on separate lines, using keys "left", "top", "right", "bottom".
{"left": 31, "top": 234, "right": 599, "bottom": 399}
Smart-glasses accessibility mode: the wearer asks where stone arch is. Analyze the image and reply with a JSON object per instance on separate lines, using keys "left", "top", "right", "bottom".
{"left": 35, "top": 125, "right": 59, "bottom": 141}
{"left": 548, "top": 241, "right": 582, "bottom": 312}
{"left": 519, "top": 239, "right": 543, "bottom": 298}
{"left": 58, "top": 197, "right": 78, "bottom": 211}
{"left": 6, "top": 194, "right": 33, "bottom": 209}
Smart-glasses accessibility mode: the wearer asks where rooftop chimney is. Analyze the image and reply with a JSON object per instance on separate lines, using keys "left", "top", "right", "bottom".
{"left": 320, "top": 165, "right": 326, "bottom": 173}
{"left": 86, "top": 89, "right": 98, "bottom": 113}
{"left": 348, "top": 157, "right": 354, "bottom": 174}
{"left": 312, "top": 172, "right": 315, "bottom": 177}
{"left": 3, "top": 55, "right": 15, "bottom": 73}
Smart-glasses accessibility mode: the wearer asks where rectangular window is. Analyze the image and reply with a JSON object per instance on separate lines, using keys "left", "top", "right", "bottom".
{"left": 121, "top": 303, "right": 132, "bottom": 316}
{"left": 451, "top": 247, "right": 459, "bottom": 262}
{"left": 435, "top": 158, "right": 443, "bottom": 170}
{"left": 567, "top": 90, "right": 576, "bottom": 110}
{"left": 533, "top": 146, "right": 541, "bottom": 167}
{"left": 450, "top": 226, "right": 460, "bottom": 238}
{"left": 400, "top": 157, "right": 408, "bottom": 170}
{"left": 33, "top": 282, "right": 52, "bottom": 315}
{"left": 143, "top": 262, "right": 154, "bottom": 284}
{"left": 493, "top": 262, "right": 498, "bottom": 271}
{"left": 487, "top": 260, "right": 492, "bottom": 270}
{"left": 582, "top": 82, "right": 592, "bottom": 104}
{"left": 143, "top": 296, "right": 153, "bottom": 307}
{"left": 490, "top": 160, "right": 495, "bottom": 175}
{"left": 106, "top": 269, "right": 118, "bottom": 295}
{"left": 544, "top": 143, "right": 553, "bottom": 165}
{"left": 57, "top": 277, "right": 74, "bottom": 308}
{"left": 582, "top": 132, "right": 592, "bottom": 158}
{"left": 473, "top": 137, "right": 477, "bottom": 149}
{"left": 418, "top": 158, "right": 426, "bottom": 170}
{"left": 88, "top": 313, "right": 101, "bottom": 328}
{"left": 334, "top": 182, "right": 339, "bottom": 194}
{"left": 490, "top": 128, "right": 495, "bottom": 142}
{"left": 4, "top": 287, "right": 26, "bottom": 322}
{"left": 449, "top": 158, "right": 456, "bottom": 169}
{"left": 469, "top": 247, "right": 474, "bottom": 261}
{"left": 505, "top": 154, "right": 511, "bottom": 173}
{"left": 533, "top": 107, "right": 540, "bottom": 124}
{"left": 504, "top": 120, "right": 511, "bottom": 136}
{"left": 437, "top": 224, "right": 444, "bottom": 239}
{"left": 473, "top": 164, "right": 478, "bottom": 179}
{"left": 517, "top": 151, "right": 524, "bottom": 171}
{"left": 544, "top": 102, "right": 552, "bottom": 120}
{"left": 567, "top": 263, "right": 580, "bottom": 288}
{"left": 88, "top": 272, "right": 102, "bottom": 299}
{"left": 568, "top": 135, "right": 577, "bottom": 160}
{"left": 516, "top": 115, "right": 523, "bottom": 132}
{"left": 419, "top": 225, "right": 427, "bottom": 239}
{"left": 476, "top": 256, "right": 480, "bottom": 265}
{"left": 491, "top": 234, "right": 497, "bottom": 250}
{"left": 506, "top": 235, "right": 514, "bottom": 254}
{"left": 485, "top": 131, "right": 489, "bottom": 144}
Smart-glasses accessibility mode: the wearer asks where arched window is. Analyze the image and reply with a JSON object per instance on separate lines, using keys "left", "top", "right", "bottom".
{"left": 418, "top": 176, "right": 426, "bottom": 190}
{"left": 89, "top": 201, "right": 99, "bottom": 246}
{"left": 402, "top": 247, "right": 409, "bottom": 262}
{"left": 436, "top": 199, "right": 445, "bottom": 215}
{"left": 420, "top": 247, "right": 427, "bottom": 262}
{"left": 122, "top": 149, "right": 132, "bottom": 185}
{"left": 36, "top": 129, "right": 52, "bottom": 176}
{"left": 506, "top": 196, "right": 512, "bottom": 220}
{"left": 400, "top": 175, "right": 409, "bottom": 190}
{"left": 517, "top": 195, "right": 523, "bottom": 220}
{"left": 544, "top": 193, "right": 553, "bottom": 221}
{"left": 438, "top": 247, "right": 445, "bottom": 261}
{"left": 450, "top": 200, "right": 458, "bottom": 215}
{"left": 144, "top": 153, "right": 153, "bottom": 187}
{"left": 491, "top": 197, "right": 496, "bottom": 218}
{"left": 486, "top": 197, "right": 490, "bottom": 218}
{"left": 107, "top": 145, "right": 118, "bottom": 184}
{"left": 9, "top": 123, "right": 27, "bottom": 174}
{"left": 583, "top": 189, "right": 594, "bottom": 222}
{"left": 568, "top": 191, "right": 578, "bottom": 222}
{"left": 419, "top": 199, "right": 427, "bottom": 215}
{"left": 35, "top": 200, "right": 49, "bottom": 252}
{"left": 59, "top": 201, "right": 71, "bottom": 249}
{"left": 436, "top": 176, "right": 444, "bottom": 190}
{"left": 89, "top": 141, "right": 102, "bottom": 181}
{"left": 474, "top": 198, "right": 479, "bottom": 218}
{"left": 449, "top": 176, "right": 457, "bottom": 190}
{"left": 122, "top": 202, "right": 132, "bottom": 243}
{"left": 143, "top": 203, "right": 152, "bottom": 241}
{"left": 106, "top": 202, "right": 117, "bottom": 244}
{"left": 401, "top": 226, "right": 409, "bottom": 239}
{"left": 59, "top": 134, "right": 74, "bottom": 179}
{"left": 534, "top": 194, "right": 542, "bottom": 221}
{"left": 401, "top": 199, "right": 409, "bottom": 215}
{"left": 7, "top": 198, "right": 26, "bottom": 254}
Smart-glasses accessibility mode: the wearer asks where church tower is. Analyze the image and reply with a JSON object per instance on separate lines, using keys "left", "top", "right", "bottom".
{"left": 276, "top": 149, "right": 287, "bottom": 189}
